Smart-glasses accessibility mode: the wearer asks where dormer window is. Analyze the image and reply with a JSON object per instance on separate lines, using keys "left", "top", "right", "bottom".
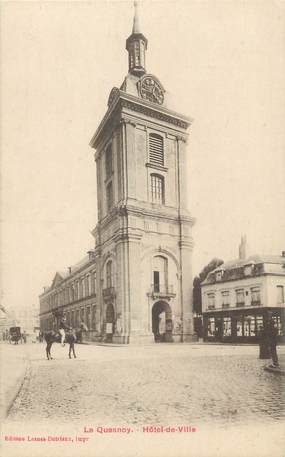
{"left": 244, "top": 263, "right": 254, "bottom": 276}
{"left": 215, "top": 270, "right": 224, "bottom": 281}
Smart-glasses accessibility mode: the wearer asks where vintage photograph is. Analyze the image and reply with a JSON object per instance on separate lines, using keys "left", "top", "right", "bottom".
{"left": 1, "top": 1, "right": 285, "bottom": 456}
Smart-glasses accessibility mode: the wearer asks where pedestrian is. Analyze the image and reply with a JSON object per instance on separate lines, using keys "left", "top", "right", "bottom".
{"left": 267, "top": 318, "right": 279, "bottom": 368}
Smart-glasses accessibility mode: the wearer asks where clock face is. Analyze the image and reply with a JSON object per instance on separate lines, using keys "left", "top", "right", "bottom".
{"left": 139, "top": 76, "right": 164, "bottom": 105}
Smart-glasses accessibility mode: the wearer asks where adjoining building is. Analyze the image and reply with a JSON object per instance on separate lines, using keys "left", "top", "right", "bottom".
{"left": 39, "top": 252, "right": 97, "bottom": 342}
{"left": 201, "top": 238, "right": 285, "bottom": 343}
{"left": 39, "top": 3, "right": 196, "bottom": 344}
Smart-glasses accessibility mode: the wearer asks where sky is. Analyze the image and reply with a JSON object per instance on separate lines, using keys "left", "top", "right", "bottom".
{"left": 1, "top": 0, "right": 285, "bottom": 312}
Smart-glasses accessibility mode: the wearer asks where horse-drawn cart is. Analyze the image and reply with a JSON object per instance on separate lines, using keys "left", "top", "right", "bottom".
{"left": 9, "top": 326, "right": 22, "bottom": 344}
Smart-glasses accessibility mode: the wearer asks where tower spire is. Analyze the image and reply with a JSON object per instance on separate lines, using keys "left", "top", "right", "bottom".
{"left": 126, "top": 1, "right": 147, "bottom": 76}
{"left": 132, "top": 1, "right": 140, "bottom": 33}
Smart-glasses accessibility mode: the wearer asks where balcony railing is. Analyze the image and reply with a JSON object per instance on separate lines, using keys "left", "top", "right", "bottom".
{"left": 236, "top": 302, "right": 245, "bottom": 307}
{"left": 102, "top": 287, "right": 116, "bottom": 301}
{"left": 222, "top": 303, "right": 230, "bottom": 309}
{"left": 149, "top": 284, "right": 176, "bottom": 298}
{"left": 251, "top": 300, "right": 261, "bottom": 306}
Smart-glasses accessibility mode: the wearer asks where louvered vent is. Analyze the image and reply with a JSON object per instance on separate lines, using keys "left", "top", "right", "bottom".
{"left": 149, "top": 134, "right": 164, "bottom": 166}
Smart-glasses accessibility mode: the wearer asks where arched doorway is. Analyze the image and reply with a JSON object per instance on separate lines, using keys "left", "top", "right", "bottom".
{"left": 152, "top": 301, "right": 173, "bottom": 343}
{"left": 106, "top": 303, "right": 115, "bottom": 342}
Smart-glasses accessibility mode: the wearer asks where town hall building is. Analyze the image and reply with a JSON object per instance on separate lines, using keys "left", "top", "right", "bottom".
{"left": 39, "top": 3, "right": 196, "bottom": 344}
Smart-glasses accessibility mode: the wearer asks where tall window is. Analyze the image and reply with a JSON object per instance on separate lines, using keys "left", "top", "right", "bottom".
{"left": 91, "top": 271, "right": 96, "bottom": 295}
{"left": 106, "top": 181, "right": 113, "bottom": 211}
{"left": 153, "top": 255, "right": 168, "bottom": 292}
{"left": 221, "top": 291, "right": 230, "bottom": 307}
{"left": 85, "top": 276, "right": 89, "bottom": 297}
{"left": 91, "top": 305, "right": 97, "bottom": 330}
{"left": 79, "top": 279, "right": 83, "bottom": 299}
{"left": 86, "top": 307, "right": 91, "bottom": 330}
{"left": 106, "top": 260, "right": 112, "bottom": 288}
{"left": 251, "top": 287, "right": 261, "bottom": 305}
{"left": 105, "top": 144, "right": 113, "bottom": 179}
{"left": 236, "top": 289, "right": 245, "bottom": 306}
{"left": 149, "top": 133, "right": 164, "bottom": 166}
{"left": 76, "top": 309, "right": 80, "bottom": 326}
{"left": 71, "top": 310, "right": 75, "bottom": 328}
{"left": 74, "top": 282, "right": 78, "bottom": 301}
{"left": 207, "top": 293, "right": 215, "bottom": 309}
{"left": 277, "top": 286, "right": 284, "bottom": 304}
{"left": 150, "top": 174, "right": 164, "bottom": 204}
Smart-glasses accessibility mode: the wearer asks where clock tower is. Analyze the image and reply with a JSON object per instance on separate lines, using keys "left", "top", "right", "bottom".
{"left": 90, "top": 2, "right": 196, "bottom": 344}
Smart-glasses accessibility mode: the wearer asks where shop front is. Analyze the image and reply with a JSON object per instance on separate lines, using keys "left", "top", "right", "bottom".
{"left": 203, "top": 307, "right": 284, "bottom": 343}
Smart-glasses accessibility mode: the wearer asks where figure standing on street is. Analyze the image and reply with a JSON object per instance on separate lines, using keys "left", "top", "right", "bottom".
{"left": 267, "top": 318, "right": 279, "bottom": 368}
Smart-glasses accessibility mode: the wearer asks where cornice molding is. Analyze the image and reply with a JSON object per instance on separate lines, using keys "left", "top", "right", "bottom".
{"left": 90, "top": 89, "right": 192, "bottom": 149}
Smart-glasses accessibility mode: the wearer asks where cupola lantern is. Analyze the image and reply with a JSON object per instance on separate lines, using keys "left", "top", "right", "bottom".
{"left": 126, "top": 1, "right": 148, "bottom": 76}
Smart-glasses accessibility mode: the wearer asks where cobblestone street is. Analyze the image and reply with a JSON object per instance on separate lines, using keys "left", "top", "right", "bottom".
{"left": 4, "top": 342, "right": 285, "bottom": 426}
{"left": 2, "top": 342, "right": 285, "bottom": 457}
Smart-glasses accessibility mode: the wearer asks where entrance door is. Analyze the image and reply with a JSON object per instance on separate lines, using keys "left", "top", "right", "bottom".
{"left": 152, "top": 301, "right": 173, "bottom": 343}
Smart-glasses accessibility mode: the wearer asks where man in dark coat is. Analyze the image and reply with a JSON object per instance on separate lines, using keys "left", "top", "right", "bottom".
{"left": 267, "top": 318, "right": 279, "bottom": 367}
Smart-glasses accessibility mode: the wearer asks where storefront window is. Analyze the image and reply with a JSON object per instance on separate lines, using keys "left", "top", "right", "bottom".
{"left": 237, "top": 319, "right": 243, "bottom": 336}
{"left": 272, "top": 315, "right": 283, "bottom": 336}
{"left": 207, "top": 317, "right": 215, "bottom": 336}
{"left": 223, "top": 317, "right": 231, "bottom": 336}
{"left": 256, "top": 316, "right": 263, "bottom": 335}
{"left": 244, "top": 316, "right": 255, "bottom": 336}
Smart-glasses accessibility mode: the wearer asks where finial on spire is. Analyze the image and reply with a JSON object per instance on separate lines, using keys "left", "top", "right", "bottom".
{"left": 126, "top": 0, "right": 147, "bottom": 76}
{"left": 132, "top": 1, "right": 140, "bottom": 34}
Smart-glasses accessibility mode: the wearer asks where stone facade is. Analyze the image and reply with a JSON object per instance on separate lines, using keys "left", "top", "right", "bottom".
{"left": 39, "top": 4, "right": 196, "bottom": 344}
{"left": 39, "top": 254, "right": 97, "bottom": 340}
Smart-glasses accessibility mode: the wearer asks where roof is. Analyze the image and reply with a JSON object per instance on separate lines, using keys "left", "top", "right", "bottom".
{"left": 202, "top": 254, "right": 285, "bottom": 286}
{"left": 41, "top": 252, "right": 96, "bottom": 296}
{"left": 213, "top": 255, "right": 285, "bottom": 273}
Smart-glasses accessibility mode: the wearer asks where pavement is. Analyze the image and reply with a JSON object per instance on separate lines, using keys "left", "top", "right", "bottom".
{"left": 0, "top": 342, "right": 30, "bottom": 421}
{"left": 1, "top": 342, "right": 285, "bottom": 457}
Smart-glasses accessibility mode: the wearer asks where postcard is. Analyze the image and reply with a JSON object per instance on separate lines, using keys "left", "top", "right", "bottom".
{"left": 1, "top": 1, "right": 284, "bottom": 457}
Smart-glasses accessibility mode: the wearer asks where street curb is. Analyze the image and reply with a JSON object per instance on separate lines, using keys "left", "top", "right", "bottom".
{"left": 1, "top": 354, "right": 30, "bottom": 420}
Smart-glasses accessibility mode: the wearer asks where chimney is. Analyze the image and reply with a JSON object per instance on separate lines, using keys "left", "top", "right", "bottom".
{"left": 239, "top": 235, "right": 247, "bottom": 260}
{"left": 282, "top": 251, "right": 285, "bottom": 257}
{"left": 68, "top": 267, "right": 72, "bottom": 274}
